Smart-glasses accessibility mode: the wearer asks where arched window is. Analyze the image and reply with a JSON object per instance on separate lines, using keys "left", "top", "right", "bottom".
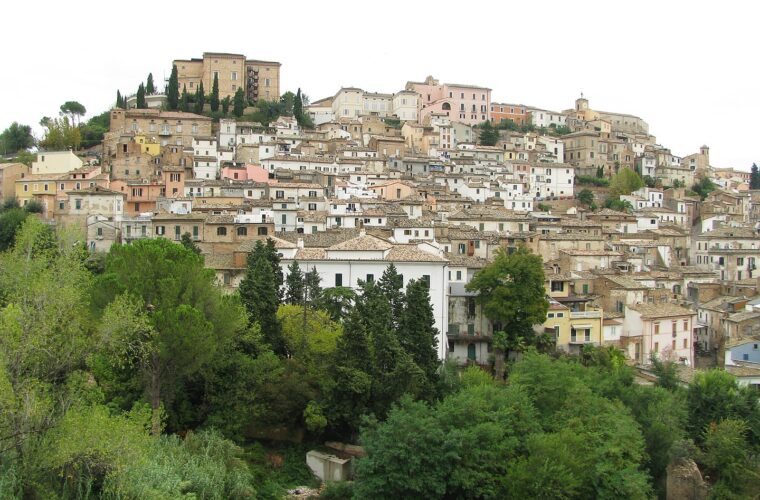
{"left": 257, "top": 227, "right": 268, "bottom": 235}
{"left": 442, "top": 102, "right": 451, "bottom": 111}
{"left": 236, "top": 226, "right": 247, "bottom": 236}
{"left": 217, "top": 227, "right": 227, "bottom": 236}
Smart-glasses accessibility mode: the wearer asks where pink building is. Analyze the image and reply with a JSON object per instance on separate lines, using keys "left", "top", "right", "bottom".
{"left": 406, "top": 75, "right": 491, "bottom": 126}
{"left": 221, "top": 164, "right": 269, "bottom": 183}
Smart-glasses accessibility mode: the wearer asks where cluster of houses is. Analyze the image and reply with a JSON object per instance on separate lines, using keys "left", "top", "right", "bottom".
{"left": 2, "top": 63, "right": 760, "bottom": 386}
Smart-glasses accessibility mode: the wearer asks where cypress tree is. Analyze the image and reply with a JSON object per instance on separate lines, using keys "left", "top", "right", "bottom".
{"left": 180, "top": 84, "right": 190, "bottom": 113}
{"left": 210, "top": 73, "right": 220, "bottom": 112}
{"left": 136, "top": 83, "right": 146, "bottom": 109}
{"left": 285, "top": 260, "right": 304, "bottom": 305}
{"left": 751, "top": 163, "right": 760, "bottom": 189}
{"left": 294, "top": 87, "right": 304, "bottom": 124}
{"left": 221, "top": 96, "right": 231, "bottom": 115}
{"left": 247, "top": 239, "right": 283, "bottom": 300}
{"left": 194, "top": 81, "right": 205, "bottom": 114}
{"left": 399, "top": 278, "right": 440, "bottom": 390}
{"left": 378, "top": 263, "right": 405, "bottom": 328}
{"left": 167, "top": 65, "right": 179, "bottom": 110}
{"left": 116, "top": 90, "right": 123, "bottom": 109}
{"left": 146, "top": 72, "right": 155, "bottom": 94}
{"left": 239, "top": 255, "right": 285, "bottom": 356}
{"left": 304, "top": 266, "right": 322, "bottom": 306}
{"left": 233, "top": 88, "right": 245, "bottom": 117}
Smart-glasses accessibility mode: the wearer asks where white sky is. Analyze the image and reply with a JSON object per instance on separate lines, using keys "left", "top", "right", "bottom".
{"left": 2, "top": 0, "right": 758, "bottom": 169}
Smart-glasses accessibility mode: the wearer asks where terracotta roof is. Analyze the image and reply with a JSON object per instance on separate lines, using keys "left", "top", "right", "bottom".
{"left": 328, "top": 234, "right": 393, "bottom": 251}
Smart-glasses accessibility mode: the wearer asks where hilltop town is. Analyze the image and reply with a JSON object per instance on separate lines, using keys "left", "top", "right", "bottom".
{"left": 4, "top": 50, "right": 760, "bottom": 498}
{"left": 2, "top": 51, "right": 760, "bottom": 377}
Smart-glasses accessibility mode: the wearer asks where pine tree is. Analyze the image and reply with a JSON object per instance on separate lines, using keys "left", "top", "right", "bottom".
{"left": 294, "top": 88, "right": 304, "bottom": 124}
{"left": 478, "top": 120, "right": 499, "bottom": 146}
{"left": 180, "top": 84, "right": 190, "bottom": 113}
{"left": 239, "top": 255, "right": 285, "bottom": 355}
{"left": 136, "top": 83, "right": 146, "bottom": 109}
{"left": 210, "top": 73, "right": 220, "bottom": 113}
{"left": 233, "top": 88, "right": 245, "bottom": 117}
{"left": 221, "top": 96, "right": 231, "bottom": 115}
{"left": 750, "top": 163, "right": 760, "bottom": 189}
{"left": 146, "top": 72, "right": 155, "bottom": 95}
{"left": 399, "top": 278, "right": 440, "bottom": 390}
{"left": 378, "top": 263, "right": 405, "bottom": 328}
{"left": 194, "top": 81, "right": 205, "bottom": 114}
{"left": 285, "top": 261, "right": 304, "bottom": 305}
{"left": 167, "top": 65, "right": 179, "bottom": 110}
{"left": 247, "top": 239, "right": 284, "bottom": 300}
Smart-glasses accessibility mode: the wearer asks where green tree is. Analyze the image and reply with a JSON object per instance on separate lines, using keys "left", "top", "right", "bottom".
{"left": 167, "top": 65, "right": 179, "bottom": 110}
{"left": 398, "top": 278, "right": 440, "bottom": 393}
{"left": 610, "top": 167, "right": 645, "bottom": 195}
{"left": 145, "top": 72, "right": 155, "bottom": 94}
{"left": 0, "top": 122, "right": 34, "bottom": 153}
{"left": 0, "top": 208, "right": 28, "bottom": 251}
{"left": 750, "top": 163, "right": 760, "bottom": 190}
{"left": 0, "top": 218, "right": 93, "bottom": 468}
{"left": 239, "top": 251, "right": 285, "bottom": 356}
{"left": 95, "top": 238, "right": 246, "bottom": 435}
{"left": 377, "top": 263, "right": 404, "bottom": 327}
{"left": 278, "top": 304, "right": 342, "bottom": 359}
{"left": 210, "top": 73, "right": 220, "bottom": 113}
{"left": 221, "top": 95, "right": 231, "bottom": 115}
{"left": 280, "top": 91, "right": 295, "bottom": 116}
{"left": 136, "top": 83, "right": 146, "bottom": 109}
{"left": 466, "top": 247, "right": 548, "bottom": 378}
{"left": 116, "top": 89, "right": 123, "bottom": 109}
{"left": 702, "top": 418, "right": 760, "bottom": 498}
{"left": 233, "top": 87, "right": 245, "bottom": 117}
{"left": 687, "top": 369, "right": 760, "bottom": 447}
{"left": 478, "top": 120, "right": 499, "bottom": 146}
{"left": 304, "top": 266, "right": 323, "bottom": 306}
{"left": 604, "top": 196, "right": 634, "bottom": 212}
{"left": 596, "top": 165, "right": 605, "bottom": 178}
{"left": 691, "top": 177, "right": 716, "bottom": 200}
{"left": 180, "top": 232, "right": 201, "bottom": 255}
{"left": 193, "top": 81, "right": 205, "bottom": 114}
{"left": 180, "top": 84, "right": 190, "bottom": 113}
{"left": 294, "top": 88, "right": 304, "bottom": 124}
{"left": 320, "top": 286, "right": 356, "bottom": 322}
{"left": 285, "top": 260, "right": 304, "bottom": 305}
{"left": 80, "top": 110, "right": 110, "bottom": 149}
{"left": 577, "top": 188, "right": 594, "bottom": 207}
{"left": 59, "top": 101, "right": 87, "bottom": 126}
{"left": 40, "top": 116, "right": 81, "bottom": 150}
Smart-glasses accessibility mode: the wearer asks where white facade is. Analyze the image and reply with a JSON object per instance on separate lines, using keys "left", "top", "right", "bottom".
{"left": 530, "top": 164, "right": 575, "bottom": 199}
{"left": 392, "top": 92, "right": 419, "bottom": 121}
{"left": 528, "top": 108, "right": 567, "bottom": 128}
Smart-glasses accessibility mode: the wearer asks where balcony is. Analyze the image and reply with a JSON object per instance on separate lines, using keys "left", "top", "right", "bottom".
{"left": 569, "top": 310, "right": 602, "bottom": 319}
{"left": 158, "top": 129, "right": 172, "bottom": 136}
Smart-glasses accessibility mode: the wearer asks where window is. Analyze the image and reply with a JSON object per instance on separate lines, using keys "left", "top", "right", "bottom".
{"left": 335, "top": 273, "right": 343, "bottom": 287}
{"left": 257, "top": 227, "right": 268, "bottom": 235}
{"left": 456, "top": 270, "right": 462, "bottom": 280}
{"left": 97, "top": 227, "right": 103, "bottom": 236}
{"left": 217, "top": 227, "right": 227, "bottom": 236}
{"left": 231, "top": 71, "right": 237, "bottom": 81}
{"left": 237, "top": 227, "right": 248, "bottom": 236}
{"left": 174, "top": 226, "right": 181, "bottom": 240}
{"left": 551, "top": 281, "right": 564, "bottom": 292}
{"left": 682, "top": 320, "right": 688, "bottom": 331}
{"left": 156, "top": 226, "right": 165, "bottom": 236}
{"left": 654, "top": 322, "right": 660, "bottom": 335}
{"left": 683, "top": 338, "right": 688, "bottom": 349}
{"left": 275, "top": 190, "right": 284, "bottom": 199}
{"left": 366, "top": 274, "right": 374, "bottom": 283}
{"left": 654, "top": 342, "right": 659, "bottom": 353}
{"left": 421, "top": 275, "right": 430, "bottom": 288}
{"left": 75, "top": 199, "right": 82, "bottom": 209}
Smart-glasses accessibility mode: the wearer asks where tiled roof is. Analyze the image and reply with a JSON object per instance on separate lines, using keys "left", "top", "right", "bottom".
{"left": 328, "top": 234, "right": 393, "bottom": 251}
{"left": 629, "top": 302, "right": 695, "bottom": 318}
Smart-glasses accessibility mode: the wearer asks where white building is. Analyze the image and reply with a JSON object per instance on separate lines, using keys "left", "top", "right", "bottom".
{"left": 530, "top": 164, "right": 574, "bottom": 199}
{"left": 528, "top": 108, "right": 567, "bottom": 128}
{"left": 281, "top": 233, "right": 450, "bottom": 359}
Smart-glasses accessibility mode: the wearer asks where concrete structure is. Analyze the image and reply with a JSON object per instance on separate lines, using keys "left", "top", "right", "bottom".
{"left": 31, "top": 151, "right": 83, "bottom": 175}
{"left": 0, "top": 162, "right": 29, "bottom": 201}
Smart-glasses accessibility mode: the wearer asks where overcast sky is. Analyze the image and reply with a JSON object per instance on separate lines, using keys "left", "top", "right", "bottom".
{"left": 2, "top": 0, "right": 757, "bottom": 169}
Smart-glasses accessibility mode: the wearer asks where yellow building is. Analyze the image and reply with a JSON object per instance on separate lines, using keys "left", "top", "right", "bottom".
{"left": 544, "top": 272, "right": 604, "bottom": 354}
{"left": 134, "top": 135, "right": 160, "bottom": 156}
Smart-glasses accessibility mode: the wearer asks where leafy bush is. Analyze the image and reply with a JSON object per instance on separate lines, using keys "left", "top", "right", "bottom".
{"left": 576, "top": 175, "right": 610, "bottom": 187}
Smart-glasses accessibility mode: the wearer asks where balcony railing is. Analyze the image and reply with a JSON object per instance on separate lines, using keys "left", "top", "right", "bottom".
{"left": 570, "top": 310, "right": 602, "bottom": 319}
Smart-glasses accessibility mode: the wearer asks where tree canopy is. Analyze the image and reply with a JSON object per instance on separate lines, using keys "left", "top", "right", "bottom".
{"left": 610, "top": 167, "right": 645, "bottom": 195}
{"left": 0, "top": 122, "right": 34, "bottom": 153}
